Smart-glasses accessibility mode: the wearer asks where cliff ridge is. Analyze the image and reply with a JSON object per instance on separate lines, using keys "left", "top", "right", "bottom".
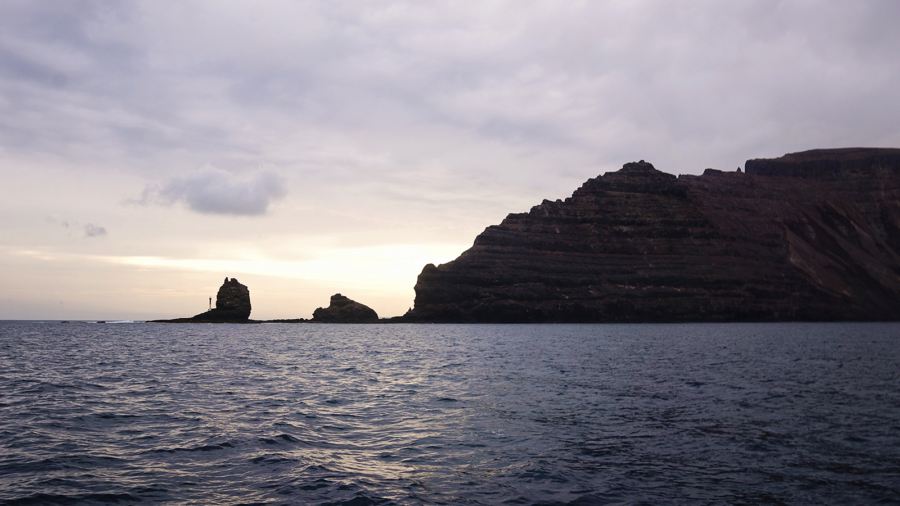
{"left": 405, "top": 148, "right": 900, "bottom": 322}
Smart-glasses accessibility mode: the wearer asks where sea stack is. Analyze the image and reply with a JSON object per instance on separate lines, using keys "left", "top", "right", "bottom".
{"left": 404, "top": 148, "right": 900, "bottom": 323}
{"left": 192, "top": 277, "right": 252, "bottom": 321}
{"left": 312, "top": 293, "right": 379, "bottom": 322}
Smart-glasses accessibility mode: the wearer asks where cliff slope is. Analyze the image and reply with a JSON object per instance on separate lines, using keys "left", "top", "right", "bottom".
{"left": 406, "top": 148, "right": 900, "bottom": 322}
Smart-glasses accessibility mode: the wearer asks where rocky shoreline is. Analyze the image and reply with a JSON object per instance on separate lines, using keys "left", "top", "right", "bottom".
{"left": 157, "top": 147, "right": 900, "bottom": 323}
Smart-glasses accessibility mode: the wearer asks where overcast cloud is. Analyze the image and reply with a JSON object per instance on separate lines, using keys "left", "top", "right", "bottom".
{"left": 2, "top": 1, "right": 900, "bottom": 319}
{"left": 4, "top": 0, "right": 900, "bottom": 178}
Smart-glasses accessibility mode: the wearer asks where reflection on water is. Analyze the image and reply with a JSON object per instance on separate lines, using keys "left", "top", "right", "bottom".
{"left": 0, "top": 322, "right": 898, "bottom": 505}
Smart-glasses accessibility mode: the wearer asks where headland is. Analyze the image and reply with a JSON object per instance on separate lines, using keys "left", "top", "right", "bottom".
{"left": 157, "top": 148, "right": 900, "bottom": 323}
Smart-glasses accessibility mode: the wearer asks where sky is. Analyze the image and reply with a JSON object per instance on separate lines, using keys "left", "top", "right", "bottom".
{"left": 2, "top": 0, "right": 900, "bottom": 320}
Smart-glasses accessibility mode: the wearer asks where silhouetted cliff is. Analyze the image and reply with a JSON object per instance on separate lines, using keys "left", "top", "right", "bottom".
{"left": 404, "top": 148, "right": 900, "bottom": 322}
{"left": 202, "top": 277, "right": 251, "bottom": 321}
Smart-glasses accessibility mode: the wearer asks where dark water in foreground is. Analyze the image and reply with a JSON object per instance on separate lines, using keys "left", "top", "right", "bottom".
{"left": 0, "top": 322, "right": 898, "bottom": 505}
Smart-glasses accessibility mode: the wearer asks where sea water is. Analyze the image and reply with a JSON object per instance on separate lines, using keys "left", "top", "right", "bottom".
{"left": 0, "top": 321, "right": 898, "bottom": 505}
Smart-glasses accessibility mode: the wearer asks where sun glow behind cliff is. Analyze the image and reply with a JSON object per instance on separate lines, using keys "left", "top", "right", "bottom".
{"left": 106, "top": 244, "right": 459, "bottom": 285}
{"left": 2, "top": 243, "right": 464, "bottom": 320}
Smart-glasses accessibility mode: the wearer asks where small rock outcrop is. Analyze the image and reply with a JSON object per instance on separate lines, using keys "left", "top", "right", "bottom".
{"left": 312, "top": 294, "right": 378, "bottom": 322}
{"left": 404, "top": 148, "right": 900, "bottom": 323}
{"left": 191, "top": 277, "right": 252, "bottom": 321}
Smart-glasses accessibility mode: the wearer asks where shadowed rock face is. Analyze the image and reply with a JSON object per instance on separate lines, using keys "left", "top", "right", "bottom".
{"left": 192, "top": 277, "right": 252, "bottom": 321}
{"left": 405, "top": 148, "right": 900, "bottom": 322}
{"left": 312, "top": 294, "right": 378, "bottom": 323}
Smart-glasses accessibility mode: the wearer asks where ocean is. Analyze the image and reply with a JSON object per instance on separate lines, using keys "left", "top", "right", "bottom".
{"left": 0, "top": 321, "right": 898, "bottom": 505}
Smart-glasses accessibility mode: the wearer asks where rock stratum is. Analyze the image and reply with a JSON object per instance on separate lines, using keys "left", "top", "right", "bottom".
{"left": 312, "top": 294, "right": 379, "bottom": 323}
{"left": 405, "top": 148, "right": 900, "bottom": 323}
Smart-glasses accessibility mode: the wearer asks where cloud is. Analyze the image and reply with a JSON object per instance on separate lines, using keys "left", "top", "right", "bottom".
{"left": 139, "top": 167, "right": 288, "bottom": 216}
{"left": 83, "top": 223, "right": 106, "bottom": 237}
{"left": 46, "top": 215, "right": 69, "bottom": 228}
{"left": 3, "top": 1, "right": 900, "bottom": 184}
{"left": 47, "top": 216, "right": 105, "bottom": 237}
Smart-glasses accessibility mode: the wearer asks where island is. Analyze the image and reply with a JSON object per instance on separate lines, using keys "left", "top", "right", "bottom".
{"left": 402, "top": 148, "right": 900, "bottom": 322}
{"left": 311, "top": 293, "right": 379, "bottom": 323}
{"left": 153, "top": 277, "right": 252, "bottom": 323}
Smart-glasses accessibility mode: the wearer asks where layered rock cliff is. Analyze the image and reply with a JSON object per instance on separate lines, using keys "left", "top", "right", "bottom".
{"left": 405, "top": 148, "right": 900, "bottom": 322}
{"left": 312, "top": 294, "right": 379, "bottom": 323}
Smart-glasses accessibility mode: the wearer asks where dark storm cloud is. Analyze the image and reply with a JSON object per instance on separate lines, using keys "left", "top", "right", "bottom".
{"left": 137, "top": 168, "right": 288, "bottom": 216}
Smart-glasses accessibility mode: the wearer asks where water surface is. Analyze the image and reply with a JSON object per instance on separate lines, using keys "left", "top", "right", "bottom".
{"left": 1, "top": 322, "right": 898, "bottom": 505}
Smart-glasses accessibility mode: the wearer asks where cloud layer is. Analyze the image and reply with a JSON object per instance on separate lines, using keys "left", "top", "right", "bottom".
{"left": 146, "top": 168, "right": 288, "bottom": 216}
{"left": 3, "top": 0, "right": 899, "bottom": 182}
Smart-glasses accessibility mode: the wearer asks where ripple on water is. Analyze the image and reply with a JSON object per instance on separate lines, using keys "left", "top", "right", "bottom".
{"left": 0, "top": 322, "right": 898, "bottom": 505}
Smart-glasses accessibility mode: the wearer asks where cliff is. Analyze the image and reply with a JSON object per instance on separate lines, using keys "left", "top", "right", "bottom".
{"left": 311, "top": 293, "right": 379, "bottom": 323}
{"left": 405, "top": 148, "right": 900, "bottom": 322}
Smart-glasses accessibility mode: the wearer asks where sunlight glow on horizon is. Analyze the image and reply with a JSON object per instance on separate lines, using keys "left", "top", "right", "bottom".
{"left": 0, "top": 243, "right": 467, "bottom": 319}
{"left": 102, "top": 243, "right": 465, "bottom": 286}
